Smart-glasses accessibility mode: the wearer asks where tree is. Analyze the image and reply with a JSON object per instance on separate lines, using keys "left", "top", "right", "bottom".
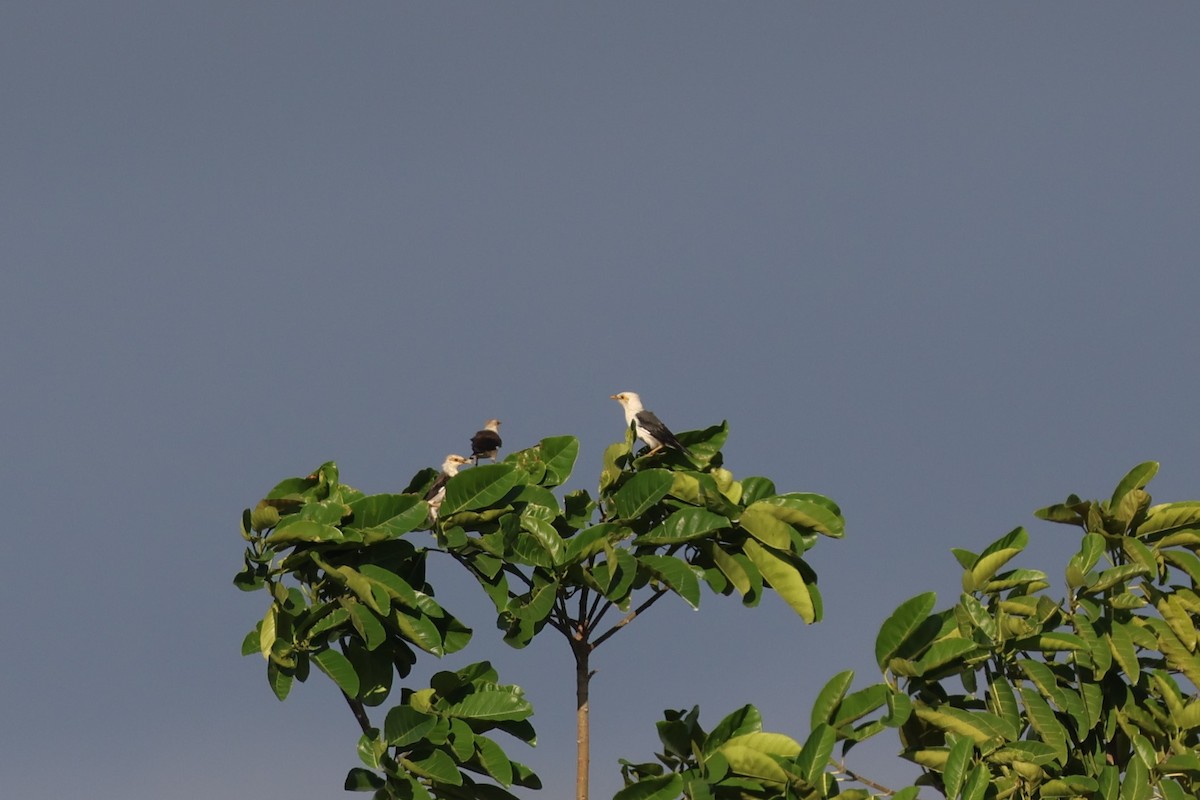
{"left": 235, "top": 421, "right": 844, "bottom": 800}
{"left": 615, "top": 462, "right": 1200, "bottom": 800}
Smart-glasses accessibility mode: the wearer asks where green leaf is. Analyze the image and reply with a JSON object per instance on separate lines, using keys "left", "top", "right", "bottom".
{"left": 739, "top": 506, "right": 795, "bottom": 549}
{"left": 1111, "top": 461, "right": 1159, "bottom": 507}
{"left": 266, "top": 660, "right": 293, "bottom": 701}
{"left": 312, "top": 648, "right": 359, "bottom": 696}
{"left": 795, "top": 723, "right": 836, "bottom": 786}
{"left": 988, "top": 676, "right": 1021, "bottom": 734}
{"left": 613, "top": 774, "right": 684, "bottom": 800}
{"left": 613, "top": 470, "right": 674, "bottom": 520}
{"left": 532, "top": 435, "right": 578, "bottom": 487}
{"left": 811, "top": 670, "right": 854, "bottom": 729}
{"left": 913, "top": 706, "right": 1015, "bottom": 746}
{"left": 742, "top": 539, "right": 815, "bottom": 622}
{"left": 704, "top": 541, "right": 752, "bottom": 597}
{"left": 392, "top": 609, "right": 445, "bottom": 656}
{"left": 441, "top": 464, "right": 520, "bottom": 516}
{"left": 1139, "top": 502, "right": 1200, "bottom": 537}
{"left": 385, "top": 705, "right": 438, "bottom": 747}
{"left": 741, "top": 477, "right": 776, "bottom": 504}
{"left": 1066, "top": 533, "right": 1105, "bottom": 588}
{"left": 358, "top": 565, "right": 419, "bottom": 609}
{"left": 520, "top": 507, "right": 567, "bottom": 566}
{"left": 445, "top": 689, "right": 533, "bottom": 722}
{"left": 476, "top": 735, "right": 515, "bottom": 786}
{"left": 347, "top": 602, "right": 387, "bottom": 651}
{"left": 1162, "top": 549, "right": 1200, "bottom": 585}
{"left": 876, "top": 592, "right": 937, "bottom": 669}
{"left": 1081, "top": 563, "right": 1151, "bottom": 595}
{"left": 639, "top": 554, "right": 702, "bottom": 609}
{"left": 965, "top": 527, "right": 1027, "bottom": 591}
{"left": 961, "top": 763, "right": 989, "bottom": 800}
{"left": 344, "top": 767, "right": 385, "bottom": 791}
{"left": 704, "top": 705, "right": 762, "bottom": 755}
{"left": 1119, "top": 756, "right": 1149, "bottom": 800}
{"left": 1041, "top": 777, "right": 1100, "bottom": 797}
{"left": 894, "top": 638, "right": 977, "bottom": 677}
{"left": 401, "top": 749, "right": 462, "bottom": 785}
{"left": 719, "top": 743, "right": 789, "bottom": 784}
{"left": 346, "top": 493, "right": 427, "bottom": 538}
{"left": 599, "top": 441, "right": 630, "bottom": 495}
{"left": 944, "top": 736, "right": 974, "bottom": 798}
{"left": 507, "top": 578, "right": 558, "bottom": 622}
{"left": 751, "top": 495, "right": 845, "bottom": 538}
{"left": 1018, "top": 686, "right": 1068, "bottom": 760}
{"left": 259, "top": 605, "right": 278, "bottom": 659}
{"left": 830, "top": 684, "right": 890, "bottom": 728}
{"left": 566, "top": 522, "right": 626, "bottom": 563}
{"left": 265, "top": 518, "right": 344, "bottom": 545}
{"left": 636, "top": 507, "right": 731, "bottom": 545}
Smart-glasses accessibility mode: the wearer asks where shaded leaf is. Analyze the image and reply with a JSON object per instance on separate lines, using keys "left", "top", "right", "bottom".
{"left": 441, "top": 465, "right": 521, "bottom": 516}
{"left": 876, "top": 592, "right": 937, "bottom": 669}
{"left": 313, "top": 648, "right": 359, "bottom": 696}
{"left": 614, "top": 469, "right": 675, "bottom": 520}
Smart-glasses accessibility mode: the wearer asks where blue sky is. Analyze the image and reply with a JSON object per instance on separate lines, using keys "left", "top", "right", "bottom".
{"left": 3, "top": 4, "right": 1199, "bottom": 798}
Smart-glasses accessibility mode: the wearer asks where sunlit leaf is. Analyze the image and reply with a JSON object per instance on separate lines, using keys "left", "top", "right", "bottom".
{"left": 811, "top": 670, "right": 854, "bottom": 729}
{"left": 1111, "top": 462, "right": 1159, "bottom": 507}
{"left": 636, "top": 507, "right": 730, "bottom": 545}
{"left": 966, "top": 527, "right": 1028, "bottom": 590}
{"left": 445, "top": 689, "right": 532, "bottom": 722}
{"left": 742, "top": 539, "right": 814, "bottom": 622}
{"left": 638, "top": 554, "right": 701, "bottom": 609}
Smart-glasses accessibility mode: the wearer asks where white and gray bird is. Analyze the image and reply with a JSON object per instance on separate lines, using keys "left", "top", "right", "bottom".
{"left": 610, "top": 391, "right": 692, "bottom": 456}
{"left": 425, "top": 454, "right": 472, "bottom": 519}
{"left": 470, "top": 418, "right": 502, "bottom": 464}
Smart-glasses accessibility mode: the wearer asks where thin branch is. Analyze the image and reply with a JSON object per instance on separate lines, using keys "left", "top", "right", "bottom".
{"left": 590, "top": 588, "right": 669, "bottom": 650}
{"left": 832, "top": 760, "right": 894, "bottom": 796}
{"left": 342, "top": 691, "right": 373, "bottom": 736}
{"left": 586, "top": 590, "right": 606, "bottom": 628}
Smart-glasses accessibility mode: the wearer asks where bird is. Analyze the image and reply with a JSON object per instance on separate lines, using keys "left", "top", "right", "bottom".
{"left": 610, "top": 392, "right": 692, "bottom": 456}
{"left": 470, "top": 418, "right": 503, "bottom": 464}
{"left": 425, "top": 454, "right": 472, "bottom": 519}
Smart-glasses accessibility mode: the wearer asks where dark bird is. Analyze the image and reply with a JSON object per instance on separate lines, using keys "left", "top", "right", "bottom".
{"left": 470, "top": 418, "right": 503, "bottom": 464}
{"left": 425, "top": 454, "right": 472, "bottom": 519}
{"left": 610, "top": 391, "right": 692, "bottom": 456}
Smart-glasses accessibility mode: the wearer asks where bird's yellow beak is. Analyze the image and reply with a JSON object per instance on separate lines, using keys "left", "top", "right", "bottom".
{"left": 610, "top": 393, "right": 621, "bottom": 400}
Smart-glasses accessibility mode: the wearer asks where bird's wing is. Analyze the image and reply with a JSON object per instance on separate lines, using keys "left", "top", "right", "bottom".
{"left": 471, "top": 430, "right": 503, "bottom": 454}
{"left": 424, "top": 472, "right": 450, "bottom": 500}
{"left": 635, "top": 410, "right": 691, "bottom": 453}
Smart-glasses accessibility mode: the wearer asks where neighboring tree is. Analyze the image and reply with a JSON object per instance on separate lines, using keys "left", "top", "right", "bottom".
{"left": 235, "top": 421, "right": 844, "bottom": 800}
{"left": 616, "top": 462, "right": 1200, "bottom": 800}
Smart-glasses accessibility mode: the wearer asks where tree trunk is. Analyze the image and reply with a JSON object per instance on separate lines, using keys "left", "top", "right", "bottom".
{"left": 574, "top": 640, "right": 591, "bottom": 800}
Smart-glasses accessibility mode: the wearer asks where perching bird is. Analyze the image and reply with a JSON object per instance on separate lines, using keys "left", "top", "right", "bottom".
{"left": 470, "top": 418, "right": 503, "bottom": 464}
{"left": 425, "top": 454, "right": 472, "bottom": 519}
{"left": 610, "top": 392, "right": 692, "bottom": 456}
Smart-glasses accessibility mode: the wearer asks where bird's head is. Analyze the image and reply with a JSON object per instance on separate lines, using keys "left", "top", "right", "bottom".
{"left": 610, "top": 391, "right": 642, "bottom": 411}
{"left": 483, "top": 418, "right": 501, "bottom": 431}
{"left": 442, "top": 454, "right": 472, "bottom": 473}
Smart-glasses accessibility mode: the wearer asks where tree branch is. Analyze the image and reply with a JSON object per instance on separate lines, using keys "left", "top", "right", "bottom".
{"left": 590, "top": 588, "right": 668, "bottom": 650}
{"left": 832, "top": 760, "right": 894, "bottom": 796}
{"left": 342, "top": 691, "right": 373, "bottom": 736}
